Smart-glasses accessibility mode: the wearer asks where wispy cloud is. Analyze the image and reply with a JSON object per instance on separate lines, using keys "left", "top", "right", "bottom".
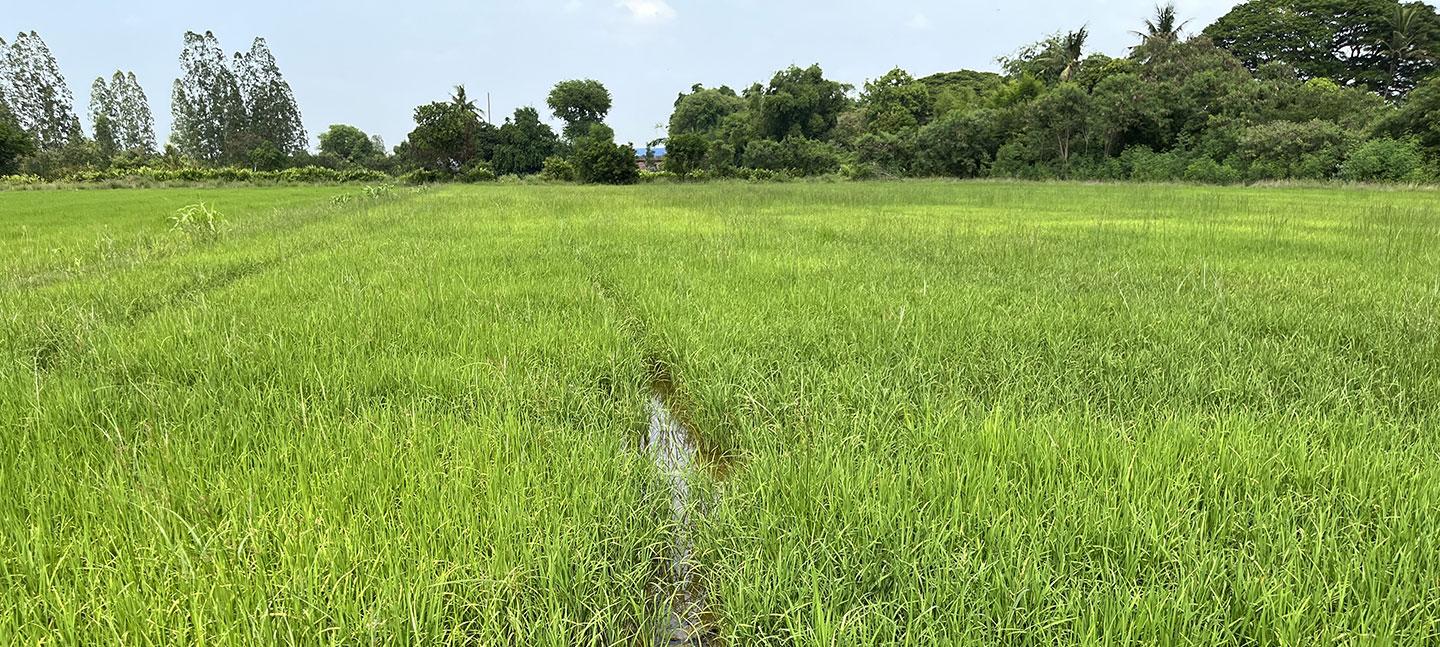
{"left": 907, "top": 12, "right": 932, "bottom": 30}
{"left": 617, "top": 0, "right": 676, "bottom": 23}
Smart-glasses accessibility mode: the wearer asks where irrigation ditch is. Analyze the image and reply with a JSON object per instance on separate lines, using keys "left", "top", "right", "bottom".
{"left": 591, "top": 275, "right": 732, "bottom": 646}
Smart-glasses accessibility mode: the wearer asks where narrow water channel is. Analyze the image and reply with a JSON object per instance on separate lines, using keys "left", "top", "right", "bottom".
{"left": 644, "top": 371, "right": 711, "bottom": 646}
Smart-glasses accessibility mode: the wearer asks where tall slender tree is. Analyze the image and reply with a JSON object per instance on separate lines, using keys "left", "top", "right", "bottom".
{"left": 3, "top": 31, "right": 81, "bottom": 150}
{"left": 0, "top": 35, "right": 9, "bottom": 114}
{"left": 234, "top": 38, "right": 306, "bottom": 155}
{"left": 118, "top": 72, "right": 157, "bottom": 155}
{"left": 90, "top": 72, "right": 157, "bottom": 156}
{"left": 171, "top": 31, "right": 245, "bottom": 163}
{"left": 89, "top": 77, "right": 118, "bottom": 156}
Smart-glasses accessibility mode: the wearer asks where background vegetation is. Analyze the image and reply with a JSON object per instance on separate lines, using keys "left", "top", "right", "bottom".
{"left": 3, "top": 0, "right": 1440, "bottom": 186}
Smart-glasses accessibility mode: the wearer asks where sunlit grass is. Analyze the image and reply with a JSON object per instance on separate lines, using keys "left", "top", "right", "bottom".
{"left": 2, "top": 181, "right": 1437, "bottom": 644}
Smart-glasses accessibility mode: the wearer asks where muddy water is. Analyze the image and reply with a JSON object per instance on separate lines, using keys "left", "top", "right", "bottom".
{"left": 644, "top": 372, "right": 713, "bottom": 646}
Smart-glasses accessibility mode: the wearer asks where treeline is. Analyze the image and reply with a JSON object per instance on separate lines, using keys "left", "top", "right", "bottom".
{"left": 3, "top": 0, "right": 1440, "bottom": 185}
{"left": 0, "top": 31, "right": 311, "bottom": 179}
{"left": 664, "top": 0, "right": 1440, "bottom": 184}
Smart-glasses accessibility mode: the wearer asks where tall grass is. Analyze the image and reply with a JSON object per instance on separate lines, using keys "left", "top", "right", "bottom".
{"left": 2, "top": 181, "right": 1437, "bottom": 644}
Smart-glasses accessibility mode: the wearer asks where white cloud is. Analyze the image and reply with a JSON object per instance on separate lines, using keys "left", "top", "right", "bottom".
{"left": 618, "top": 0, "right": 677, "bottom": 23}
{"left": 907, "top": 12, "right": 932, "bottom": 30}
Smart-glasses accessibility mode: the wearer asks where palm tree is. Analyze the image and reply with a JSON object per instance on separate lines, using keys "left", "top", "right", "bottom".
{"left": 450, "top": 85, "right": 484, "bottom": 120}
{"left": 1380, "top": 4, "right": 1428, "bottom": 98}
{"left": 1131, "top": 3, "right": 1189, "bottom": 61}
{"left": 448, "top": 85, "right": 484, "bottom": 167}
{"left": 1058, "top": 27, "right": 1089, "bottom": 82}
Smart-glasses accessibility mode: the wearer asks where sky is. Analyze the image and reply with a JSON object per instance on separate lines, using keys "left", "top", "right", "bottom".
{"left": 7, "top": 1, "right": 1274, "bottom": 151}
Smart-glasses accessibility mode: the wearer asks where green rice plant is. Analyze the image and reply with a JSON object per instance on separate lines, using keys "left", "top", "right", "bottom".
{"left": 2, "top": 181, "right": 1438, "bottom": 645}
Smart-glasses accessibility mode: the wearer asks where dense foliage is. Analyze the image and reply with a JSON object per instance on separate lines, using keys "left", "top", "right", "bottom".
{"left": 3, "top": 0, "right": 1440, "bottom": 185}
{"left": 654, "top": 0, "right": 1440, "bottom": 183}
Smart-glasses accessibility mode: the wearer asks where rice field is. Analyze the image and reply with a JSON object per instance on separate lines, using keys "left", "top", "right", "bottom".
{"left": 2, "top": 181, "right": 1439, "bottom": 645}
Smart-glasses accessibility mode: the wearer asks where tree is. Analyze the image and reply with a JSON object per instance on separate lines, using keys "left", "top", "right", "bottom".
{"left": 0, "top": 99, "right": 34, "bottom": 174}
{"left": 1203, "top": 0, "right": 1440, "bottom": 98}
{"left": 89, "top": 77, "right": 118, "bottom": 157}
{"left": 234, "top": 38, "right": 306, "bottom": 155}
{"left": 663, "top": 132, "right": 710, "bottom": 176}
{"left": 669, "top": 84, "right": 745, "bottom": 137}
{"left": 571, "top": 123, "right": 637, "bottom": 184}
{"left": 1378, "top": 74, "right": 1440, "bottom": 155}
{"left": 172, "top": 31, "right": 245, "bottom": 163}
{"left": 402, "top": 85, "right": 494, "bottom": 172}
{"left": 492, "top": 106, "right": 559, "bottom": 176}
{"left": 1088, "top": 73, "right": 1165, "bottom": 155}
{"left": 1058, "top": 27, "right": 1090, "bottom": 82}
{"left": 547, "top": 79, "right": 612, "bottom": 141}
{"left": 3, "top": 31, "right": 81, "bottom": 150}
{"left": 1379, "top": 3, "right": 1439, "bottom": 98}
{"left": 318, "top": 124, "right": 378, "bottom": 165}
{"left": 861, "top": 68, "right": 934, "bottom": 133}
{"left": 1132, "top": 3, "right": 1190, "bottom": 62}
{"left": 89, "top": 71, "right": 156, "bottom": 157}
{"left": 913, "top": 109, "right": 1001, "bottom": 177}
{"left": 1028, "top": 83, "right": 1091, "bottom": 174}
{"left": 117, "top": 72, "right": 157, "bottom": 155}
{"left": 754, "top": 65, "right": 851, "bottom": 141}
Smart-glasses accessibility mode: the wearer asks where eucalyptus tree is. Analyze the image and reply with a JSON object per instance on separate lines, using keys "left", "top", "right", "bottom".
{"left": 0, "top": 93, "right": 34, "bottom": 174}
{"left": 117, "top": 72, "right": 157, "bottom": 154}
{"left": 90, "top": 72, "right": 157, "bottom": 157}
{"left": 3, "top": 31, "right": 81, "bottom": 149}
{"left": 172, "top": 31, "right": 245, "bottom": 163}
{"left": 234, "top": 37, "right": 306, "bottom": 155}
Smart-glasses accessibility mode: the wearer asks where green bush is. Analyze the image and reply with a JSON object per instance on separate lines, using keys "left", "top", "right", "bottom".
{"left": 1340, "top": 138, "right": 1430, "bottom": 182}
{"left": 1238, "top": 119, "right": 1349, "bottom": 180}
{"left": 399, "top": 169, "right": 444, "bottom": 185}
{"left": 741, "top": 137, "right": 843, "bottom": 176}
{"left": 1, "top": 174, "right": 44, "bottom": 186}
{"left": 1120, "top": 146, "right": 1189, "bottom": 182}
{"left": 1183, "top": 157, "right": 1243, "bottom": 184}
{"left": 571, "top": 124, "right": 638, "bottom": 185}
{"left": 540, "top": 156, "right": 576, "bottom": 182}
{"left": 54, "top": 165, "right": 391, "bottom": 186}
{"left": 460, "top": 163, "right": 498, "bottom": 183}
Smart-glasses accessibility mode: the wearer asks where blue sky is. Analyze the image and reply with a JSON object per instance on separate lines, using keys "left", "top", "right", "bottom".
{"left": 8, "top": 1, "right": 1277, "bottom": 150}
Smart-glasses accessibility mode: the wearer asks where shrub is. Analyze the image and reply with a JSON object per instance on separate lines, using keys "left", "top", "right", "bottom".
{"left": 740, "top": 137, "right": 843, "bottom": 176}
{"left": 571, "top": 124, "right": 638, "bottom": 185}
{"left": 540, "top": 156, "right": 576, "bottom": 182}
{"left": 1120, "top": 146, "right": 1188, "bottom": 182}
{"left": 1, "top": 174, "right": 44, "bottom": 186}
{"left": 991, "top": 141, "right": 1056, "bottom": 180}
{"left": 399, "top": 169, "right": 444, "bottom": 185}
{"left": 1183, "top": 157, "right": 1242, "bottom": 184}
{"left": 460, "top": 163, "right": 497, "bottom": 183}
{"left": 664, "top": 133, "right": 710, "bottom": 177}
{"left": 1238, "top": 119, "right": 1348, "bottom": 180}
{"left": 1340, "top": 138, "right": 1430, "bottom": 182}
